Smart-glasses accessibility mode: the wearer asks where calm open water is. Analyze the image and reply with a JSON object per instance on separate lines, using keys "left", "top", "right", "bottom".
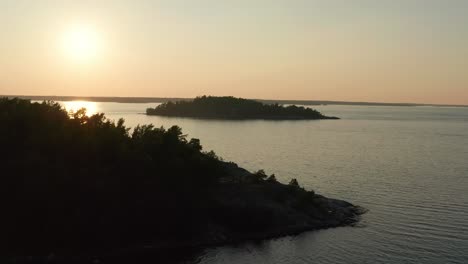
{"left": 62, "top": 102, "right": 468, "bottom": 264}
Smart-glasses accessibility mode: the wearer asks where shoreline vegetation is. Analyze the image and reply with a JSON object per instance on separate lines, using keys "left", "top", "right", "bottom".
{"left": 146, "top": 96, "right": 339, "bottom": 120}
{"left": 3, "top": 95, "right": 467, "bottom": 107}
{"left": 1, "top": 98, "right": 364, "bottom": 263}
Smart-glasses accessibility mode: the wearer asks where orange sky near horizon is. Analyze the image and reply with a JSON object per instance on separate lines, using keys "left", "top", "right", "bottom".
{"left": 0, "top": 1, "right": 467, "bottom": 105}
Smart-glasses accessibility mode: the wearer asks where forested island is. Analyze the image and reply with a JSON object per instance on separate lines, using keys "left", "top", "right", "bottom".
{"left": 1, "top": 98, "right": 362, "bottom": 263}
{"left": 146, "top": 96, "right": 339, "bottom": 120}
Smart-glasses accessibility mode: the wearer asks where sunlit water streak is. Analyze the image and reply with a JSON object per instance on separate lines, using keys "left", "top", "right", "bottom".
{"left": 61, "top": 101, "right": 99, "bottom": 116}
{"left": 52, "top": 102, "right": 468, "bottom": 263}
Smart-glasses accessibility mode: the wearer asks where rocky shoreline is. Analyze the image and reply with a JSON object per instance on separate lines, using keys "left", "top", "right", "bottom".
{"left": 9, "top": 162, "right": 365, "bottom": 264}
{"left": 204, "top": 162, "right": 365, "bottom": 243}
{"left": 101, "top": 162, "right": 365, "bottom": 263}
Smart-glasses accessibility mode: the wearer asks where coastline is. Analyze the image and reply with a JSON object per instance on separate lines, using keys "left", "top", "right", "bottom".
{"left": 10, "top": 162, "right": 365, "bottom": 264}
{"left": 108, "top": 162, "right": 365, "bottom": 261}
{"left": 145, "top": 113, "right": 340, "bottom": 120}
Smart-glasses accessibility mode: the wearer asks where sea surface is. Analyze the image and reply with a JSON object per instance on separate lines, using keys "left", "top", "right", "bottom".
{"left": 61, "top": 101, "right": 468, "bottom": 264}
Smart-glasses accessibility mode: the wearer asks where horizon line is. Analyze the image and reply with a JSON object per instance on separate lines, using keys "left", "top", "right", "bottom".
{"left": 1, "top": 94, "right": 467, "bottom": 108}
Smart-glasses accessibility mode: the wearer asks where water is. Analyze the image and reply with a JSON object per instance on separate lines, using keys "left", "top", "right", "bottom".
{"left": 62, "top": 102, "right": 468, "bottom": 263}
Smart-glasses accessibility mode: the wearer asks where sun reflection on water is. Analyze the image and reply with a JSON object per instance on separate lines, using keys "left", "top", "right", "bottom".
{"left": 62, "top": 101, "right": 98, "bottom": 116}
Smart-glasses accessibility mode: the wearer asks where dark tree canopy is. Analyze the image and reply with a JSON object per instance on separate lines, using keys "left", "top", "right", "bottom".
{"left": 0, "top": 98, "right": 224, "bottom": 256}
{"left": 146, "top": 96, "right": 339, "bottom": 120}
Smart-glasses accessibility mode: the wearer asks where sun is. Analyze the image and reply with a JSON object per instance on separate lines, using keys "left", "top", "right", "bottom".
{"left": 61, "top": 24, "right": 101, "bottom": 63}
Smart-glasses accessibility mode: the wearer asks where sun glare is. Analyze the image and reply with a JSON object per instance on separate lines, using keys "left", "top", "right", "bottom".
{"left": 62, "top": 101, "right": 98, "bottom": 116}
{"left": 61, "top": 24, "right": 101, "bottom": 63}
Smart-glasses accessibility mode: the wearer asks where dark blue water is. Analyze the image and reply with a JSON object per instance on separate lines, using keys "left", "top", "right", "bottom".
{"left": 63, "top": 102, "right": 468, "bottom": 264}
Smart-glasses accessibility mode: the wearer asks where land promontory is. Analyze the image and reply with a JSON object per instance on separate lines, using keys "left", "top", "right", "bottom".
{"left": 146, "top": 96, "right": 339, "bottom": 120}
{"left": 1, "top": 98, "right": 360, "bottom": 263}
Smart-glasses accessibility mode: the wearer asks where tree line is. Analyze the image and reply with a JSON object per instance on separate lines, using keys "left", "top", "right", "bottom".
{"left": 147, "top": 96, "right": 338, "bottom": 120}
{"left": 0, "top": 98, "right": 224, "bottom": 256}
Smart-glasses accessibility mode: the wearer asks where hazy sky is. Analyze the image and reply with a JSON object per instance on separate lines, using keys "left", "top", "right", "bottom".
{"left": 1, "top": 0, "right": 467, "bottom": 104}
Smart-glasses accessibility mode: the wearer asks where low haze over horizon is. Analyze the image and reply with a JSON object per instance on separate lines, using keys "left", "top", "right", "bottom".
{"left": 1, "top": 1, "right": 467, "bottom": 105}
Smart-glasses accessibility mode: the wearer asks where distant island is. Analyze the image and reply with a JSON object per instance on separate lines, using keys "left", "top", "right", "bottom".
{"left": 1, "top": 98, "right": 363, "bottom": 263}
{"left": 146, "top": 96, "right": 339, "bottom": 120}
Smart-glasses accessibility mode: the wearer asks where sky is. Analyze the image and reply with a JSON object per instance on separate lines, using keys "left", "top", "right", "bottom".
{"left": 0, "top": 0, "right": 467, "bottom": 104}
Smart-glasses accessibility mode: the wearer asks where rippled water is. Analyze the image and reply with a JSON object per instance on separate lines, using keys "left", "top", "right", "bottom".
{"left": 63, "top": 102, "right": 468, "bottom": 263}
